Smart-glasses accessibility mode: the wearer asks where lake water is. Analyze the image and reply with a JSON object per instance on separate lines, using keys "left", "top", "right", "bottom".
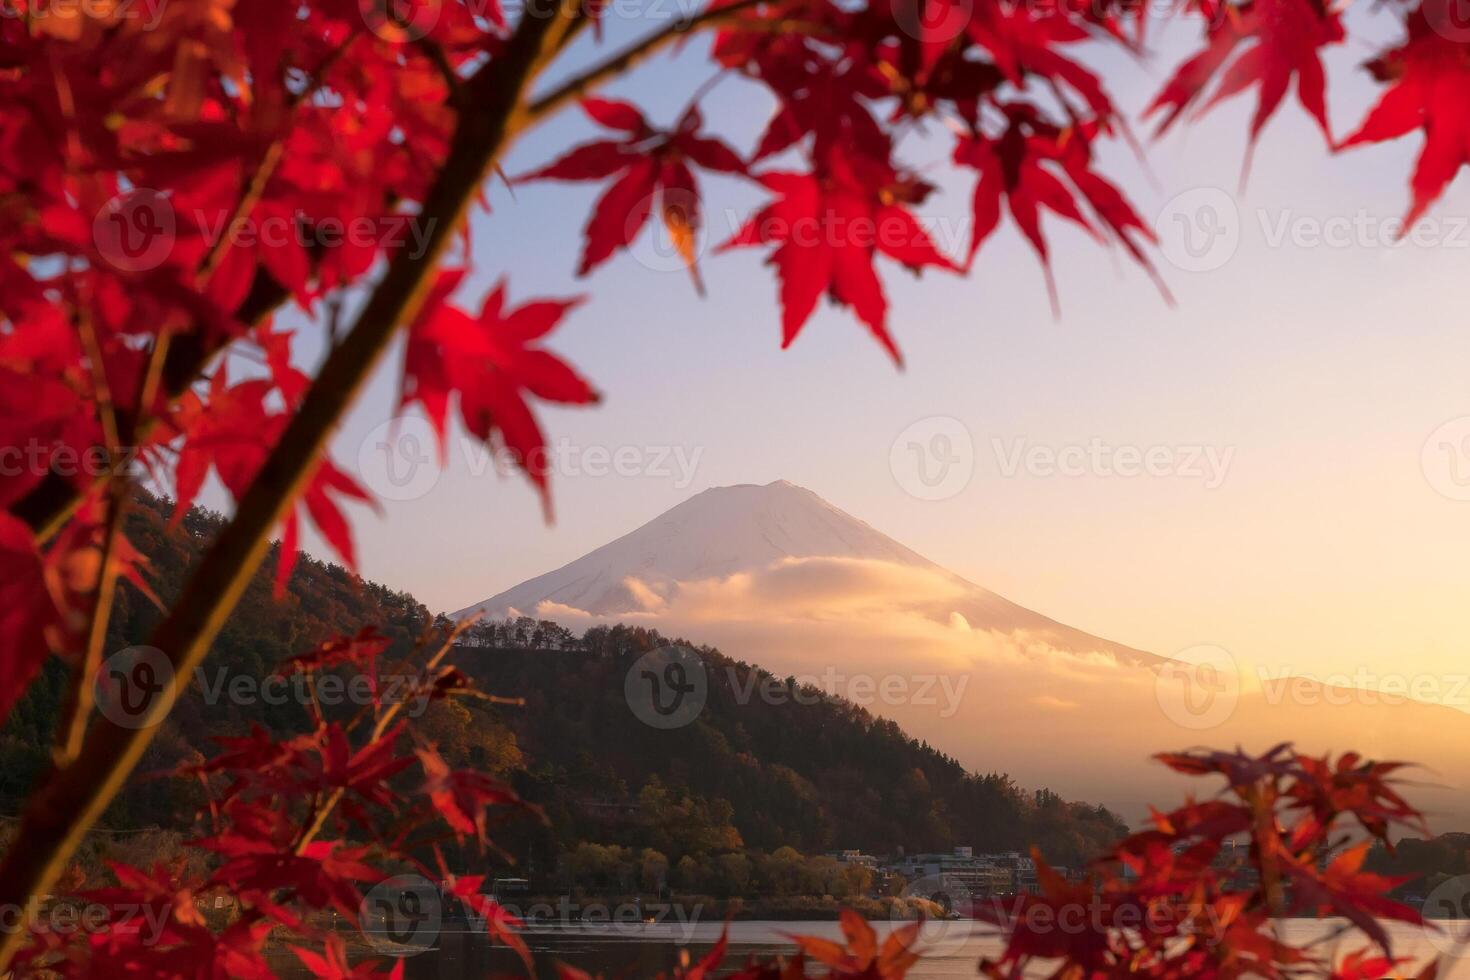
{"left": 278, "top": 919, "right": 1470, "bottom": 978}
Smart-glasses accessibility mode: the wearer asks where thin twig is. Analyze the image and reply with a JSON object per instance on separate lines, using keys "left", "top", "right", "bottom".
{"left": 52, "top": 305, "right": 127, "bottom": 765}
{"left": 522, "top": 0, "right": 768, "bottom": 124}
{"left": 293, "top": 620, "right": 475, "bottom": 853}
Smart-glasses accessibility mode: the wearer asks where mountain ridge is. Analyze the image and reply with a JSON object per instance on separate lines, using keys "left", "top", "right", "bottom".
{"left": 451, "top": 481, "right": 1470, "bottom": 832}
{"left": 456, "top": 480, "right": 1161, "bottom": 668}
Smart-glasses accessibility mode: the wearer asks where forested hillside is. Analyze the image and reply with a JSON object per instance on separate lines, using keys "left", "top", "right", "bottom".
{"left": 0, "top": 494, "right": 1127, "bottom": 881}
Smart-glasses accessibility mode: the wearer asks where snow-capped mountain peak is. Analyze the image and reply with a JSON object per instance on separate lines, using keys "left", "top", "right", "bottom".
{"left": 453, "top": 481, "right": 1155, "bottom": 666}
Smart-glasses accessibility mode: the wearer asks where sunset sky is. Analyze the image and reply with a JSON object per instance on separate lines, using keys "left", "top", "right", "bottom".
{"left": 266, "top": 5, "right": 1470, "bottom": 702}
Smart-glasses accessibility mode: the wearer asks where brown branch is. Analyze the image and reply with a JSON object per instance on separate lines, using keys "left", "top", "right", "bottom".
{"left": 0, "top": 8, "right": 573, "bottom": 969}
{"left": 522, "top": 0, "right": 768, "bottom": 124}
{"left": 51, "top": 307, "right": 127, "bottom": 765}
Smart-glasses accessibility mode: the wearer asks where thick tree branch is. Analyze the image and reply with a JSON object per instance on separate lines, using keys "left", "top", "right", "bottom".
{"left": 0, "top": 8, "right": 573, "bottom": 967}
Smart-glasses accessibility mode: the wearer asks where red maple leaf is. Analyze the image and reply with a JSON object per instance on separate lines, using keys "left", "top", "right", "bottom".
{"left": 198, "top": 836, "right": 382, "bottom": 919}
{"left": 750, "top": 55, "right": 892, "bottom": 164}
{"left": 1287, "top": 842, "right": 1422, "bottom": 955}
{"left": 1339, "top": 0, "right": 1470, "bottom": 227}
{"left": 401, "top": 273, "right": 599, "bottom": 516}
{"left": 448, "top": 875, "right": 534, "bottom": 972}
{"left": 294, "top": 936, "right": 404, "bottom": 979}
{"left": 280, "top": 627, "right": 392, "bottom": 676}
{"left": 171, "top": 364, "right": 373, "bottom": 594}
{"left": 1148, "top": 0, "right": 1344, "bottom": 160}
{"left": 718, "top": 147, "right": 958, "bottom": 364}
{"left": 417, "top": 743, "right": 535, "bottom": 844}
{"left": 790, "top": 910, "right": 919, "bottom": 979}
{"left": 520, "top": 98, "right": 745, "bottom": 292}
{"left": 954, "top": 106, "right": 1167, "bottom": 311}
{"left": 1331, "top": 948, "right": 1411, "bottom": 980}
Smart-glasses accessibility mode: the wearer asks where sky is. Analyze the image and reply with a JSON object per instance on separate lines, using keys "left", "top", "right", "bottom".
{"left": 267, "top": 3, "right": 1470, "bottom": 702}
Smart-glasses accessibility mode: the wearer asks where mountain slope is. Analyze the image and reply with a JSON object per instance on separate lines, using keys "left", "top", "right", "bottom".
{"left": 455, "top": 481, "right": 1470, "bottom": 833}
{"left": 457, "top": 480, "right": 1159, "bottom": 667}
{"left": 0, "top": 492, "right": 1127, "bottom": 871}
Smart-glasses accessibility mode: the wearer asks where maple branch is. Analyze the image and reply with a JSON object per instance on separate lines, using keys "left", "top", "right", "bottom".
{"left": 12, "top": 273, "right": 290, "bottom": 542}
{"left": 13, "top": 38, "right": 352, "bottom": 546}
{"left": 0, "top": 10, "right": 573, "bottom": 968}
{"left": 52, "top": 308, "right": 128, "bottom": 765}
{"left": 522, "top": 0, "right": 767, "bottom": 123}
{"left": 293, "top": 621, "right": 473, "bottom": 853}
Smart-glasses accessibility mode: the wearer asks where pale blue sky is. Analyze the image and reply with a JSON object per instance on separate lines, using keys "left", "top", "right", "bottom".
{"left": 264, "top": 5, "right": 1470, "bottom": 687}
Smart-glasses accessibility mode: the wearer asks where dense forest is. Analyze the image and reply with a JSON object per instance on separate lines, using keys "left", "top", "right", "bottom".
{"left": 0, "top": 492, "right": 1128, "bottom": 893}
{"left": 453, "top": 625, "right": 1128, "bottom": 876}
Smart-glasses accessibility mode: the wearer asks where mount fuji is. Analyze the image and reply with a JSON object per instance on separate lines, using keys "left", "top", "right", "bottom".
{"left": 455, "top": 479, "right": 1157, "bottom": 667}
{"left": 455, "top": 480, "right": 1470, "bottom": 829}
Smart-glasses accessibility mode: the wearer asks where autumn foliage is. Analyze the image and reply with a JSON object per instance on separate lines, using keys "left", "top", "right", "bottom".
{"left": 0, "top": 0, "right": 1467, "bottom": 972}
{"left": 979, "top": 745, "right": 1438, "bottom": 979}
